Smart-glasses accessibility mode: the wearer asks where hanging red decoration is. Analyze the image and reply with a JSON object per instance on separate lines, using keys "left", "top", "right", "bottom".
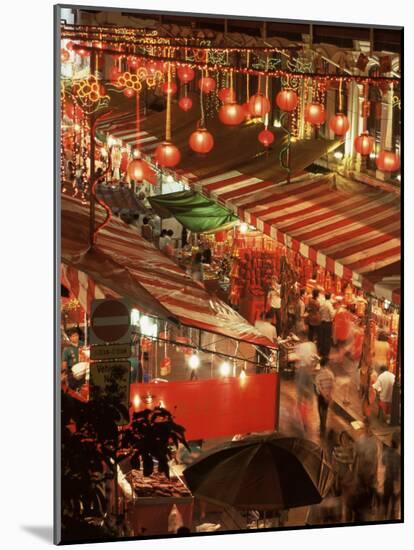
{"left": 189, "top": 127, "right": 214, "bottom": 154}
{"left": 218, "top": 87, "right": 236, "bottom": 104}
{"left": 179, "top": 96, "right": 193, "bottom": 111}
{"left": 249, "top": 93, "right": 271, "bottom": 117}
{"left": 154, "top": 141, "right": 181, "bottom": 168}
{"left": 329, "top": 113, "right": 350, "bottom": 136}
{"left": 109, "top": 65, "right": 121, "bottom": 81}
{"left": 123, "top": 88, "right": 135, "bottom": 98}
{"left": 198, "top": 76, "right": 216, "bottom": 93}
{"left": 375, "top": 150, "right": 400, "bottom": 172}
{"left": 218, "top": 102, "right": 245, "bottom": 126}
{"left": 146, "top": 61, "right": 158, "bottom": 75}
{"left": 177, "top": 65, "right": 195, "bottom": 83}
{"left": 64, "top": 102, "right": 83, "bottom": 120}
{"left": 354, "top": 132, "right": 375, "bottom": 156}
{"left": 66, "top": 41, "right": 74, "bottom": 51}
{"left": 127, "top": 158, "right": 154, "bottom": 183}
{"left": 161, "top": 81, "right": 178, "bottom": 95}
{"left": 304, "top": 103, "right": 326, "bottom": 125}
{"left": 242, "top": 102, "right": 252, "bottom": 120}
{"left": 128, "top": 57, "right": 139, "bottom": 70}
{"left": 61, "top": 49, "right": 70, "bottom": 63}
{"left": 276, "top": 89, "right": 298, "bottom": 112}
{"left": 77, "top": 45, "right": 91, "bottom": 58}
{"left": 258, "top": 129, "right": 275, "bottom": 147}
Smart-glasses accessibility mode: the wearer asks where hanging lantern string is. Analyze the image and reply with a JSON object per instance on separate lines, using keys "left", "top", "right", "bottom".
{"left": 135, "top": 82, "right": 140, "bottom": 155}
{"left": 246, "top": 51, "right": 250, "bottom": 101}
{"left": 165, "top": 61, "right": 172, "bottom": 141}
{"left": 226, "top": 50, "right": 230, "bottom": 87}
{"left": 265, "top": 58, "right": 270, "bottom": 129}
{"left": 339, "top": 77, "right": 343, "bottom": 112}
{"left": 230, "top": 67, "right": 234, "bottom": 91}
{"left": 200, "top": 77, "right": 205, "bottom": 127}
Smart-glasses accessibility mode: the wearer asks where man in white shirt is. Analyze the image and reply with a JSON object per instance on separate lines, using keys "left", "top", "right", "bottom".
{"left": 318, "top": 292, "right": 336, "bottom": 360}
{"left": 373, "top": 365, "right": 395, "bottom": 421}
{"left": 267, "top": 278, "right": 281, "bottom": 336}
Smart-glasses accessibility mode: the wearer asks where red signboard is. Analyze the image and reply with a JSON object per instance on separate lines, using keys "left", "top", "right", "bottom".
{"left": 90, "top": 299, "right": 131, "bottom": 344}
{"left": 130, "top": 373, "right": 279, "bottom": 440}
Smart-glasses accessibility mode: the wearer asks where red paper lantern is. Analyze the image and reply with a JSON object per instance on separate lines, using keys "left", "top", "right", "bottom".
{"left": 177, "top": 65, "right": 195, "bottom": 83}
{"left": 375, "top": 150, "right": 400, "bottom": 172}
{"left": 276, "top": 89, "right": 298, "bottom": 112}
{"left": 161, "top": 81, "right": 177, "bottom": 95}
{"left": 189, "top": 127, "right": 214, "bottom": 154}
{"left": 154, "top": 141, "right": 181, "bottom": 168}
{"left": 354, "top": 132, "right": 375, "bottom": 156}
{"left": 127, "top": 159, "right": 152, "bottom": 182}
{"left": 249, "top": 93, "right": 271, "bottom": 117}
{"left": 178, "top": 96, "right": 193, "bottom": 111}
{"left": 128, "top": 57, "right": 139, "bottom": 70}
{"left": 109, "top": 65, "right": 121, "bottom": 81}
{"left": 304, "top": 103, "right": 326, "bottom": 125}
{"left": 77, "top": 45, "right": 91, "bottom": 58}
{"left": 329, "top": 113, "right": 350, "bottom": 136}
{"left": 61, "top": 49, "right": 70, "bottom": 63}
{"left": 218, "top": 87, "right": 236, "bottom": 104}
{"left": 146, "top": 61, "right": 158, "bottom": 75}
{"left": 66, "top": 41, "right": 74, "bottom": 51}
{"left": 123, "top": 88, "right": 135, "bottom": 98}
{"left": 242, "top": 102, "right": 252, "bottom": 120}
{"left": 258, "top": 129, "right": 275, "bottom": 147}
{"left": 218, "top": 102, "right": 245, "bottom": 126}
{"left": 198, "top": 76, "right": 216, "bottom": 93}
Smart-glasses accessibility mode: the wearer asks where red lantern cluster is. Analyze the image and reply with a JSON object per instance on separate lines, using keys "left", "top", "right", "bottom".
{"left": 354, "top": 132, "right": 375, "bottom": 156}
{"left": 189, "top": 127, "right": 214, "bottom": 154}
{"left": 276, "top": 89, "right": 298, "bottom": 112}
{"left": 177, "top": 65, "right": 195, "bottom": 83}
{"left": 154, "top": 141, "right": 181, "bottom": 168}
{"left": 329, "top": 113, "right": 350, "bottom": 136}
{"left": 258, "top": 129, "right": 275, "bottom": 147}
{"left": 249, "top": 93, "right": 271, "bottom": 117}
{"left": 218, "top": 102, "right": 245, "bottom": 126}
{"left": 375, "top": 150, "right": 400, "bottom": 172}
{"left": 127, "top": 159, "right": 154, "bottom": 183}
{"left": 304, "top": 103, "right": 326, "bottom": 126}
{"left": 198, "top": 76, "right": 216, "bottom": 93}
{"left": 179, "top": 96, "right": 193, "bottom": 111}
{"left": 161, "top": 81, "right": 178, "bottom": 95}
{"left": 218, "top": 87, "right": 236, "bottom": 104}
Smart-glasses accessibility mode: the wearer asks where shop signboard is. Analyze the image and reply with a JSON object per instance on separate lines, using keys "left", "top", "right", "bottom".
{"left": 90, "top": 342, "right": 132, "bottom": 361}
{"left": 90, "top": 298, "right": 132, "bottom": 345}
{"left": 89, "top": 360, "right": 131, "bottom": 425}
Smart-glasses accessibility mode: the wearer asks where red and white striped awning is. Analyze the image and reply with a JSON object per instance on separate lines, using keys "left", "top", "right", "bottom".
{"left": 186, "top": 170, "right": 400, "bottom": 303}
{"left": 61, "top": 194, "right": 275, "bottom": 348}
{"left": 97, "top": 112, "right": 161, "bottom": 155}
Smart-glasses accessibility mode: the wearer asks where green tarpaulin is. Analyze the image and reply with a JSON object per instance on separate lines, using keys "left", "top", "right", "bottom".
{"left": 148, "top": 190, "right": 239, "bottom": 233}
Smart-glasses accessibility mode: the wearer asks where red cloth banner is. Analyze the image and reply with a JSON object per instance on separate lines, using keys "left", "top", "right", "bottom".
{"left": 130, "top": 373, "right": 278, "bottom": 440}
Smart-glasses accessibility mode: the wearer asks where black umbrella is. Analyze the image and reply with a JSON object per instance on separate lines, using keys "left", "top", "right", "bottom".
{"left": 183, "top": 434, "right": 333, "bottom": 511}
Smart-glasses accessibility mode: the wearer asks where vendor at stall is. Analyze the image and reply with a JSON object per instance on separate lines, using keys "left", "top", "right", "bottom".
{"left": 267, "top": 277, "right": 282, "bottom": 336}
{"left": 61, "top": 327, "right": 81, "bottom": 389}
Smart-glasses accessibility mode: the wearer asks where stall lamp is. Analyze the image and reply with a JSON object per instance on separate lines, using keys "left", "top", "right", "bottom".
{"left": 369, "top": 152, "right": 376, "bottom": 160}
{"left": 384, "top": 299, "right": 391, "bottom": 310}
{"left": 159, "top": 400, "right": 165, "bottom": 408}
{"left": 188, "top": 353, "right": 200, "bottom": 370}
{"left": 396, "top": 175, "right": 401, "bottom": 182}
{"left": 100, "top": 147, "right": 108, "bottom": 157}
{"left": 239, "top": 369, "right": 247, "bottom": 381}
{"left": 220, "top": 361, "right": 232, "bottom": 377}
{"left": 140, "top": 315, "right": 157, "bottom": 338}
{"left": 334, "top": 151, "right": 344, "bottom": 160}
{"left": 166, "top": 174, "right": 174, "bottom": 183}
{"left": 239, "top": 222, "right": 249, "bottom": 234}
{"left": 273, "top": 119, "right": 281, "bottom": 128}
{"left": 74, "top": 123, "right": 81, "bottom": 132}
{"left": 107, "top": 135, "right": 116, "bottom": 148}
{"left": 133, "top": 394, "right": 141, "bottom": 410}
{"left": 132, "top": 148, "right": 141, "bottom": 158}
{"left": 131, "top": 308, "right": 140, "bottom": 326}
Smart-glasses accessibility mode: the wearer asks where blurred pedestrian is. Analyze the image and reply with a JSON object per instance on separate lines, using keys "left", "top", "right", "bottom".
{"left": 353, "top": 419, "right": 379, "bottom": 513}
{"left": 295, "top": 362, "right": 314, "bottom": 433}
{"left": 319, "top": 292, "right": 336, "bottom": 359}
{"left": 141, "top": 217, "right": 153, "bottom": 242}
{"left": 381, "top": 431, "right": 401, "bottom": 520}
{"left": 295, "top": 288, "right": 307, "bottom": 337}
{"left": 306, "top": 288, "right": 321, "bottom": 345}
{"left": 267, "top": 277, "right": 281, "bottom": 337}
{"left": 314, "top": 357, "right": 335, "bottom": 437}
{"left": 372, "top": 365, "right": 395, "bottom": 423}
{"left": 332, "top": 431, "right": 355, "bottom": 496}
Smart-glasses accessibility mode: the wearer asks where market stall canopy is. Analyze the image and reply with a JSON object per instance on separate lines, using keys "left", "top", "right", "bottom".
{"left": 148, "top": 190, "right": 238, "bottom": 233}
{"left": 192, "top": 171, "right": 400, "bottom": 303}
{"left": 61, "top": 194, "right": 276, "bottom": 348}
{"left": 96, "top": 103, "right": 341, "bottom": 183}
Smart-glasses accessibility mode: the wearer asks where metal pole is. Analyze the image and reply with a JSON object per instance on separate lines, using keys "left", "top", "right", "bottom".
{"left": 89, "top": 52, "right": 97, "bottom": 247}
